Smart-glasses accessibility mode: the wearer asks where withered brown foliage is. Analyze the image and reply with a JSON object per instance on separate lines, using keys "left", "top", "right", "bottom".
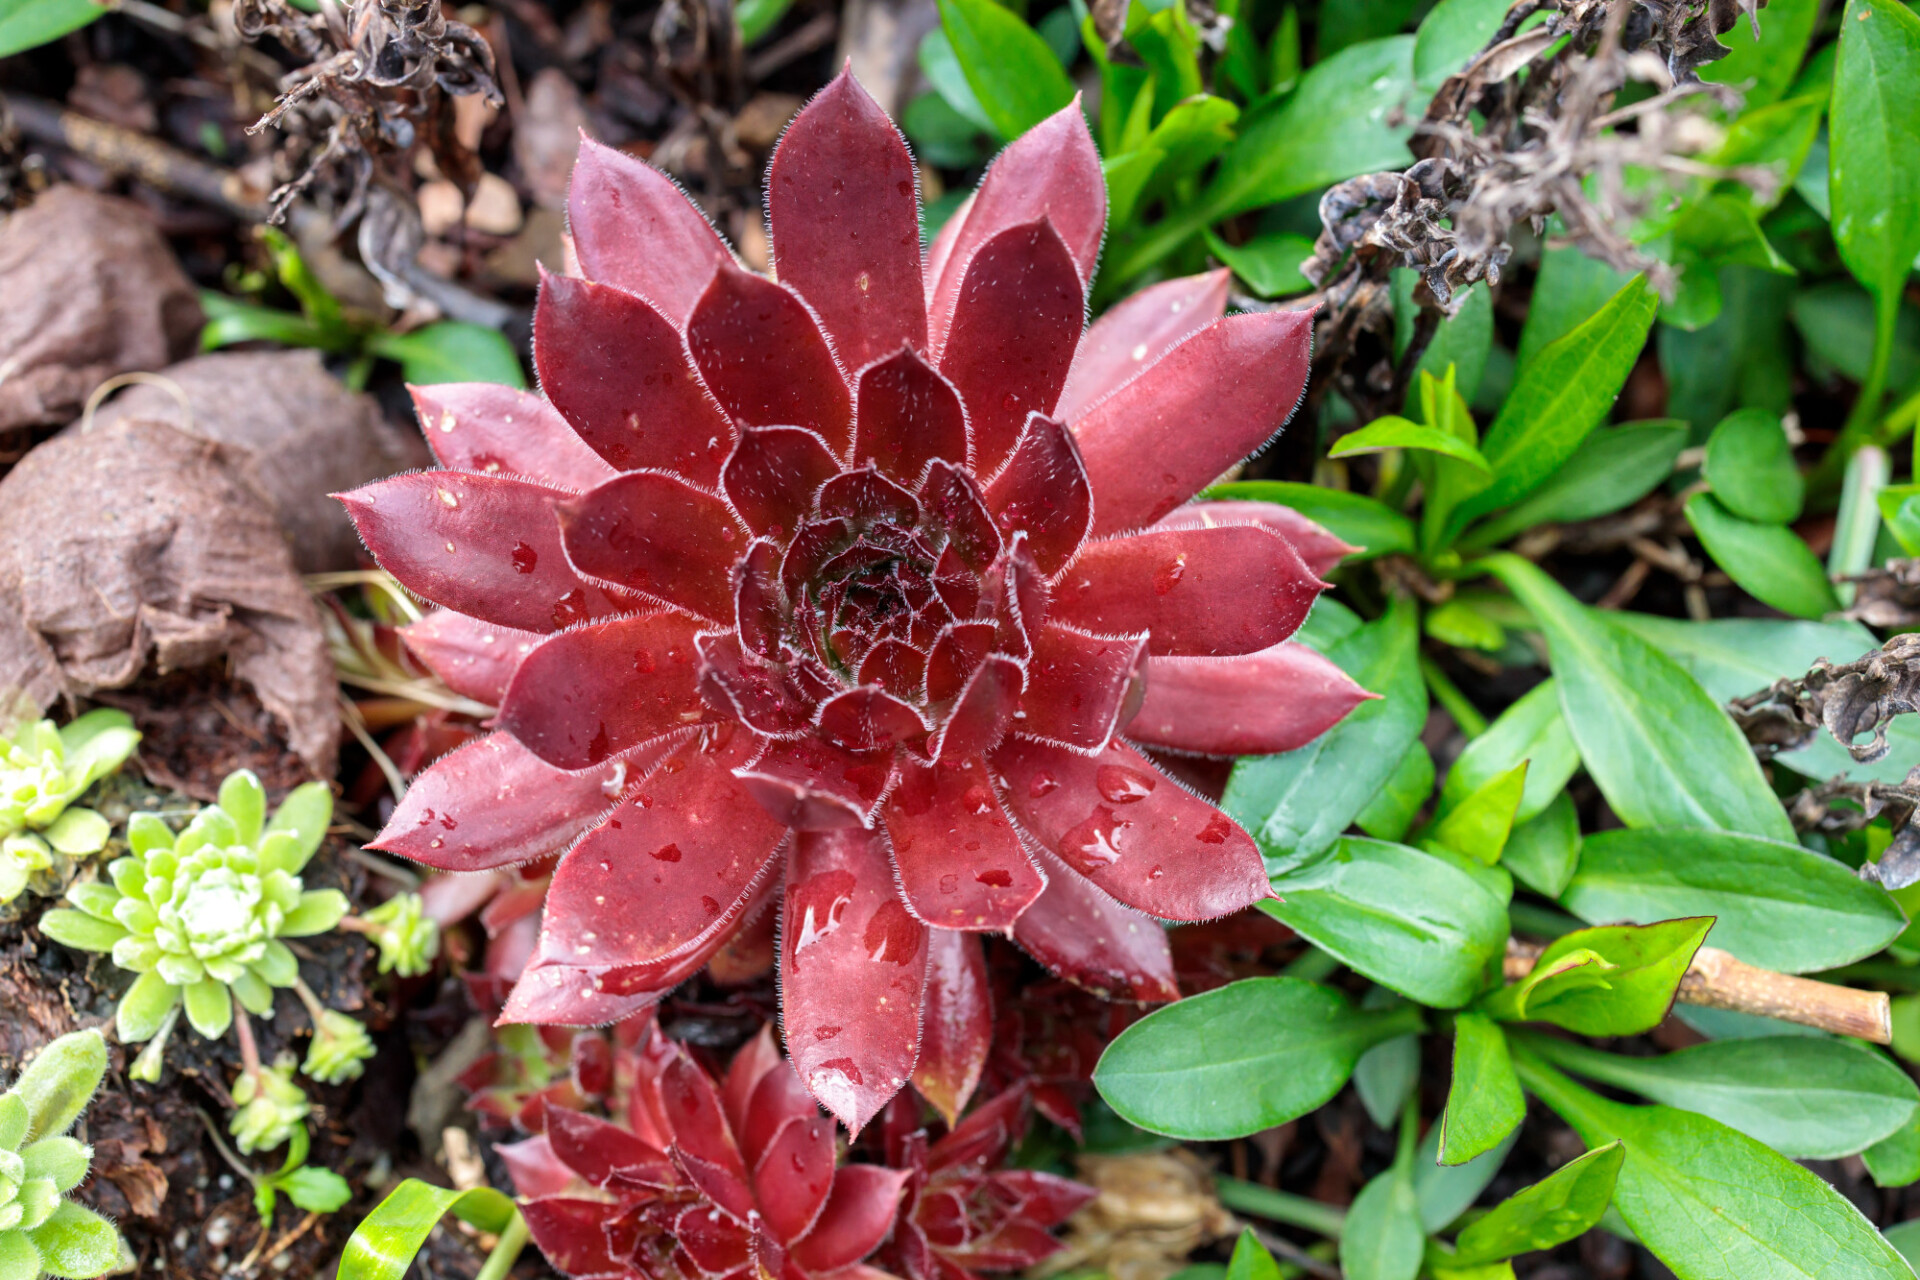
{"left": 1304, "top": 0, "right": 1771, "bottom": 315}
{"left": 234, "top": 0, "right": 503, "bottom": 224}
{"left": 1729, "top": 633, "right": 1920, "bottom": 768}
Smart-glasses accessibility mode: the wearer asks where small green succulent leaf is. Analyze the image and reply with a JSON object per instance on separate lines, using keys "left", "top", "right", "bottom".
{"left": 0, "top": 1095, "right": 27, "bottom": 1150}
{"left": 1451, "top": 1142, "right": 1624, "bottom": 1265}
{"left": 281, "top": 889, "right": 350, "bottom": 939}
{"left": 274, "top": 1164, "right": 352, "bottom": 1214}
{"left": 360, "top": 893, "right": 440, "bottom": 976}
{"left": 230, "top": 1058, "right": 310, "bottom": 1155}
{"left": 36, "top": 910, "right": 125, "bottom": 954}
{"left": 26, "top": 1200, "right": 126, "bottom": 1280}
{"left": 0, "top": 1230, "right": 39, "bottom": 1280}
{"left": 40, "top": 809, "right": 109, "bottom": 857}
{"left": 182, "top": 981, "right": 233, "bottom": 1040}
{"left": 265, "top": 782, "right": 333, "bottom": 872}
{"left": 10, "top": 1030, "right": 107, "bottom": 1139}
{"left": 20, "top": 1139, "right": 89, "bottom": 1194}
{"left": 303, "top": 1011, "right": 375, "bottom": 1085}
{"left": 116, "top": 972, "right": 180, "bottom": 1044}
{"left": 218, "top": 770, "right": 267, "bottom": 848}
{"left": 125, "top": 814, "right": 174, "bottom": 858}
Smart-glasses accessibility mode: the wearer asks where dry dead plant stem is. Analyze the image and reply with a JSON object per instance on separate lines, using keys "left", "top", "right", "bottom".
{"left": 1505, "top": 938, "right": 1893, "bottom": 1042}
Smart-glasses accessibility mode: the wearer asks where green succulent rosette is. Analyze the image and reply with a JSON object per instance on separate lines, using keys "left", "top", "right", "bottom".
{"left": 0, "top": 1029, "right": 128, "bottom": 1280}
{"left": 360, "top": 891, "right": 439, "bottom": 978}
{"left": 0, "top": 709, "right": 141, "bottom": 904}
{"left": 39, "top": 770, "right": 344, "bottom": 1045}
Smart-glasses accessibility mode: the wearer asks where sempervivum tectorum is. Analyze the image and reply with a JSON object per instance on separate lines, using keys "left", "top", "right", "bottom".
{"left": 345, "top": 70, "right": 1370, "bottom": 1131}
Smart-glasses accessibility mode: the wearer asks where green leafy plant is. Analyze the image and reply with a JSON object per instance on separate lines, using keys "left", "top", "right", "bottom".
{"left": 0, "top": 710, "right": 140, "bottom": 904}
{"left": 336, "top": 1179, "right": 524, "bottom": 1280}
{"left": 0, "top": 1029, "right": 128, "bottom": 1280}
{"left": 199, "top": 228, "right": 524, "bottom": 391}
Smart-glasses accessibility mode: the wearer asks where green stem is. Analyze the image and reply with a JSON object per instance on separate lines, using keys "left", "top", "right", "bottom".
{"left": 1395, "top": 1089, "right": 1419, "bottom": 1168}
{"left": 474, "top": 1210, "right": 530, "bottom": 1280}
{"left": 1817, "top": 289, "right": 1901, "bottom": 492}
{"left": 1214, "top": 1177, "right": 1347, "bottom": 1238}
{"left": 1829, "top": 445, "right": 1888, "bottom": 603}
{"left": 1420, "top": 655, "right": 1489, "bottom": 737}
{"left": 1505, "top": 1034, "right": 1627, "bottom": 1148}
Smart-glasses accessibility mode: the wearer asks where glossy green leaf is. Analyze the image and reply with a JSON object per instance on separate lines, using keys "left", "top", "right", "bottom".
{"left": 1224, "top": 596, "right": 1427, "bottom": 871}
{"left": 1205, "top": 231, "right": 1316, "bottom": 298}
{"left": 1664, "top": 194, "right": 1797, "bottom": 329}
{"left": 1415, "top": 1122, "right": 1518, "bottom": 1232}
{"left": 1430, "top": 763, "right": 1526, "bottom": 866}
{"left": 1710, "top": 94, "right": 1826, "bottom": 212}
{"left": 1888, "top": 1218, "right": 1920, "bottom": 1264}
{"left": 1462, "top": 421, "right": 1687, "bottom": 549}
{"left": 1411, "top": 0, "right": 1511, "bottom": 92}
{"left": 1789, "top": 282, "right": 1920, "bottom": 392}
{"left": 1392, "top": 275, "right": 1495, "bottom": 404}
{"left": 1452, "top": 1142, "right": 1624, "bottom": 1265}
{"left": 1865, "top": 1112, "right": 1920, "bottom": 1188}
{"left": 1502, "top": 793, "right": 1581, "bottom": 898}
{"left": 1450, "top": 278, "right": 1659, "bottom": 534}
{"left": 275, "top": 1163, "right": 353, "bottom": 1213}
{"left": 1441, "top": 1011, "right": 1523, "bottom": 1165}
{"left": 1354, "top": 1029, "right": 1421, "bottom": 1129}
{"left": 1206, "top": 480, "right": 1415, "bottom": 559}
{"left": 1602, "top": 612, "right": 1916, "bottom": 784}
{"left": 903, "top": 92, "right": 988, "bottom": 168}
{"left": 1331, "top": 415, "right": 1492, "bottom": 469}
{"left": 1511, "top": 1045, "right": 1915, "bottom": 1280}
{"left": 1342, "top": 1166, "right": 1424, "bottom": 1280}
{"left": 1093, "top": 977, "right": 1423, "bottom": 1139}
{"left": 1562, "top": 827, "right": 1907, "bottom": 973}
{"left": 919, "top": 27, "right": 997, "bottom": 133}
{"left": 1486, "top": 555, "right": 1796, "bottom": 842}
{"left": 1104, "top": 149, "right": 1165, "bottom": 227}
{"left": 1224, "top": 1230, "right": 1281, "bottom": 1280}
{"left": 1702, "top": 0, "right": 1821, "bottom": 111}
{"left": 1355, "top": 742, "right": 1435, "bottom": 843}
{"left": 1486, "top": 918, "right": 1712, "bottom": 1037}
{"left": 1204, "top": 36, "right": 1417, "bottom": 220}
{"left": 337, "top": 1179, "right": 518, "bottom": 1280}
{"left": 1425, "top": 599, "right": 1506, "bottom": 651}
{"left": 937, "top": 0, "right": 1077, "bottom": 140}
{"left": 1831, "top": 0, "right": 1920, "bottom": 311}
{"left": 1525, "top": 1035, "right": 1918, "bottom": 1160}
{"left": 1136, "top": 94, "right": 1241, "bottom": 191}
{"left": 1703, "top": 408, "right": 1806, "bottom": 522}
{"left": 367, "top": 322, "right": 526, "bottom": 388}
{"left": 735, "top": 0, "right": 795, "bottom": 43}
{"left": 1264, "top": 837, "right": 1509, "bottom": 1008}
{"left": 1439, "top": 681, "right": 1579, "bottom": 825}
{"left": 0, "top": 0, "right": 108, "bottom": 59}
{"left": 1516, "top": 246, "right": 1636, "bottom": 368}
{"left": 1685, "top": 492, "right": 1841, "bottom": 619}
{"left": 1878, "top": 484, "right": 1920, "bottom": 555}
{"left": 198, "top": 293, "right": 345, "bottom": 353}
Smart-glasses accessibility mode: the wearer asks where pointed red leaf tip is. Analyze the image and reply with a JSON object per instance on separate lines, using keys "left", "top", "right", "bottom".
{"left": 984, "top": 414, "right": 1092, "bottom": 576}
{"left": 938, "top": 220, "right": 1084, "bottom": 478}
{"left": 1011, "top": 845, "right": 1179, "bottom": 1002}
{"left": 408, "top": 383, "right": 616, "bottom": 492}
{"left": 781, "top": 827, "right": 930, "bottom": 1133}
{"left": 721, "top": 1023, "right": 784, "bottom": 1137}
{"left": 660, "top": 1046, "right": 758, "bottom": 1221}
{"left": 519, "top": 1197, "right": 629, "bottom": 1277}
{"left": 725, "top": 426, "right": 841, "bottom": 539}
{"left": 497, "top": 1133, "right": 573, "bottom": 1199}
{"left": 1073, "top": 308, "right": 1315, "bottom": 537}
{"left": 497, "top": 613, "right": 709, "bottom": 769}
{"left": 534, "top": 272, "right": 735, "bottom": 485}
{"left": 1018, "top": 624, "right": 1148, "bottom": 752}
{"left": 369, "top": 731, "right": 633, "bottom": 872}
{"left": 768, "top": 70, "right": 929, "bottom": 371}
{"left": 910, "top": 930, "right": 991, "bottom": 1126}
{"left": 753, "top": 1100, "right": 836, "bottom": 1242}
{"left": 1052, "top": 524, "right": 1324, "bottom": 656}
{"left": 853, "top": 347, "right": 971, "bottom": 483}
{"left": 568, "top": 136, "right": 735, "bottom": 327}
{"left": 400, "top": 609, "right": 539, "bottom": 705}
{"left": 992, "top": 737, "right": 1269, "bottom": 921}
{"left": 337, "top": 473, "right": 632, "bottom": 634}
{"left": 1055, "top": 270, "right": 1231, "bottom": 424}
{"left": 1130, "top": 642, "right": 1376, "bottom": 756}
{"left": 537, "top": 730, "right": 785, "bottom": 969}
{"left": 689, "top": 263, "right": 855, "bottom": 456}
{"left": 544, "top": 1107, "right": 673, "bottom": 1189}
{"left": 559, "top": 471, "right": 748, "bottom": 624}
{"left": 928, "top": 100, "right": 1105, "bottom": 350}
{"left": 736, "top": 735, "right": 897, "bottom": 830}
{"left": 884, "top": 757, "right": 1044, "bottom": 930}
{"left": 1152, "top": 499, "right": 1360, "bottom": 579}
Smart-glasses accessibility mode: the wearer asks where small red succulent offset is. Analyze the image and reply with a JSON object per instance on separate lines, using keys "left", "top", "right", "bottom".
{"left": 345, "top": 70, "right": 1370, "bottom": 1131}
{"left": 878, "top": 1087, "right": 1094, "bottom": 1280}
{"left": 503, "top": 1026, "right": 906, "bottom": 1280}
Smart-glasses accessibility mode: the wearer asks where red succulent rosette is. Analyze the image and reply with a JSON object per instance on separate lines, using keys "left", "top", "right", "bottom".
{"left": 878, "top": 1087, "right": 1095, "bottom": 1280}
{"left": 346, "top": 70, "right": 1370, "bottom": 1130}
{"left": 503, "top": 1025, "right": 907, "bottom": 1280}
